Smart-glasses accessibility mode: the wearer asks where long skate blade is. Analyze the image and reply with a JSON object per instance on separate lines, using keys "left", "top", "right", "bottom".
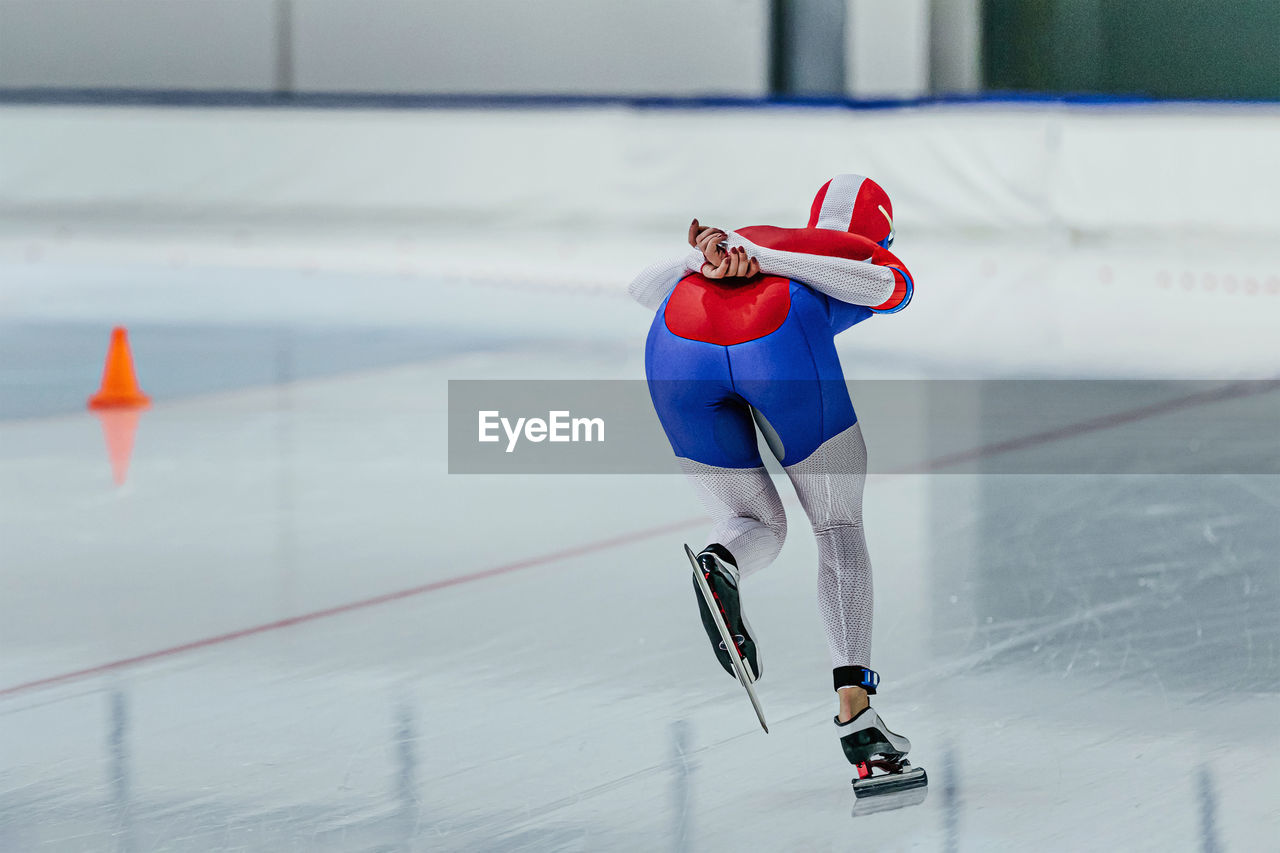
{"left": 850, "top": 783, "right": 928, "bottom": 817}
{"left": 852, "top": 766, "right": 928, "bottom": 804}
{"left": 686, "top": 544, "right": 769, "bottom": 733}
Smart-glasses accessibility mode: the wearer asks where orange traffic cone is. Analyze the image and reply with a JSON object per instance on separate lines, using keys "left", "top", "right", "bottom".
{"left": 88, "top": 327, "right": 150, "bottom": 409}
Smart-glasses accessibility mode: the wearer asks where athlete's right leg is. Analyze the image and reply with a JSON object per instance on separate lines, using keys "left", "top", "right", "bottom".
{"left": 782, "top": 423, "right": 874, "bottom": 721}
{"left": 726, "top": 293, "right": 878, "bottom": 723}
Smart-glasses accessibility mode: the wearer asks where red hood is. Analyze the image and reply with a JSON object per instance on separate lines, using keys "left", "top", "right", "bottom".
{"left": 807, "top": 174, "right": 894, "bottom": 246}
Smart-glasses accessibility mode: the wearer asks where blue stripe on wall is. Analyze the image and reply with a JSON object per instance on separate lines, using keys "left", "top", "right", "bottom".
{"left": 2, "top": 87, "right": 1279, "bottom": 112}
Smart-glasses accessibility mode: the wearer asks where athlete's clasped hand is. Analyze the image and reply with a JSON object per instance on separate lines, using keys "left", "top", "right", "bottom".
{"left": 689, "top": 218, "right": 760, "bottom": 280}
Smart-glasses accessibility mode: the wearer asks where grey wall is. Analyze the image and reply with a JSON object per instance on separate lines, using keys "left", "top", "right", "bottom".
{"left": 293, "top": 0, "right": 768, "bottom": 95}
{"left": 930, "top": 0, "right": 982, "bottom": 94}
{"left": 0, "top": 0, "right": 279, "bottom": 90}
{"left": 772, "top": 0, "right": 846, "bottom": 96}
{"left": 0, "top": 0, "right": 770, "bottom": 96}
{"left": 847, "top": 0, "right": 931, "bottom": 98}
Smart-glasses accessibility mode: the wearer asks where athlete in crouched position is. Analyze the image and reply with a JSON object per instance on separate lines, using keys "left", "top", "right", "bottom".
{"left": 629, "top": 174, "right": 917, "bottom": 780}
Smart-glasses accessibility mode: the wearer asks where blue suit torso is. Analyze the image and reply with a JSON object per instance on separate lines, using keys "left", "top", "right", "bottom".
{"left": 645, "top": 276, "right": 871, "bottom": 468}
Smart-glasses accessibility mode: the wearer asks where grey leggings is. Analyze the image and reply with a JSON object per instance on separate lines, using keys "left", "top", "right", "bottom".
{"left": 679, "top": 423, "right": 872, "bottom": 669}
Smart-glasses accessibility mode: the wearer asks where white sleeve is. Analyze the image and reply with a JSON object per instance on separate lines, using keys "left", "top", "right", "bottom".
{"left": 719, "top": 232, "right": 896, "bottom": 308}
{"left": 628, "top": 254, "right": 699, "bottom": 311}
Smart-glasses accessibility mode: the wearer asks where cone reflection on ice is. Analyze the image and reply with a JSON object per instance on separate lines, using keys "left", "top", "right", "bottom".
{"left": 88, "top": 327, "right": 148, "bottom": 486}
{"left": 94, "top": 408, "right": 143, "bottom": 486}
{"left": 88, "top": 327, "right": 150, "bottom": 409}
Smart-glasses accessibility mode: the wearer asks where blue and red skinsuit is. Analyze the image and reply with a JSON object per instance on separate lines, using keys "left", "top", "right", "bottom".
{"left": 645, "top": 227, "right": 911, "bottom": 469}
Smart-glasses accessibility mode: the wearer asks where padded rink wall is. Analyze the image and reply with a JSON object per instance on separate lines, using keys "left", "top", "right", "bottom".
{"left": 2, "top": 101, "right": 1280, "bottom": 237}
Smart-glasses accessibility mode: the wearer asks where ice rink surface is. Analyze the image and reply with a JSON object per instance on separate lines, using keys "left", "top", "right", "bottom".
{"left": 1, "top": 225, "right": 1278, "bottom": 851}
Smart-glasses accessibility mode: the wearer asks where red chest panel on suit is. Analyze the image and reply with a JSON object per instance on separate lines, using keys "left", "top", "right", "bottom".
{"left": 664, "top": 274, "right": 792, "bottom": 346}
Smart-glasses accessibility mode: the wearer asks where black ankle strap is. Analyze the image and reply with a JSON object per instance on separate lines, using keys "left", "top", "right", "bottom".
{"left": 833, "top": 665, "right": 879, "bottom": 694}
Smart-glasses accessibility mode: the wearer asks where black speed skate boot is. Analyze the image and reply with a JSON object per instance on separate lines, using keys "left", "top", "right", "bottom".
{"left": 834, "top": 667, "right": 928, "bottom": 808}
{"left": 690, "top": 544, "right": 761, "bottom": 681}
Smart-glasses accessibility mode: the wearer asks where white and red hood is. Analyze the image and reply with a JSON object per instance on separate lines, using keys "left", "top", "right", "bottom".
{"left": 807, "top": 174, "right": 894, "bottom": 248}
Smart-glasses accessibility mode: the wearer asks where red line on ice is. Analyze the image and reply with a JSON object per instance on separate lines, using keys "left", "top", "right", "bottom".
{"left": 0, "top": 517, "right": 701, "bottom": 700}
{"left": 2, "top": 379, "right": 1276, "bottom": 701}
{"left": 912, "top": 380, "right": 1280, "bottom": 472}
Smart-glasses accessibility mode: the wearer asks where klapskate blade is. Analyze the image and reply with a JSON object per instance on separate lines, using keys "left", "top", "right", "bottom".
{"left": 855, "top": 763, "right": 926, "bottom": 799}
{"left": 685, "top": 544, "right": 769, "bottom": 733}
{"left": 850, "top": 782, "right": 928, "bottom": 817}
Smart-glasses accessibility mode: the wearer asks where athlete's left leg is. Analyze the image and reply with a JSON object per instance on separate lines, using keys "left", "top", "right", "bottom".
{"left": 646, "top": 320, "right": 786, "bottom": 680}
{"left": 679, "top": 456, "right": 787, "bottom": 578}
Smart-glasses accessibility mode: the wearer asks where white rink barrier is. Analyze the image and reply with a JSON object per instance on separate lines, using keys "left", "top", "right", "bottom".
{"left": 2, "top": 102, "right": 1279, "bottom": 237}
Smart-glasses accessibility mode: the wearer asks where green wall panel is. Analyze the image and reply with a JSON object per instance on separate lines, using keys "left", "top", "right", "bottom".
{"left": 983, "top": 0, "right": 1280, "bottom": 99}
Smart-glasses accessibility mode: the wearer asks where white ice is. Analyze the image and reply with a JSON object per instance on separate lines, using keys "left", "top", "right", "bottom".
{"left": 1, "top": 221, "right": 1278, "bottom": 851}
